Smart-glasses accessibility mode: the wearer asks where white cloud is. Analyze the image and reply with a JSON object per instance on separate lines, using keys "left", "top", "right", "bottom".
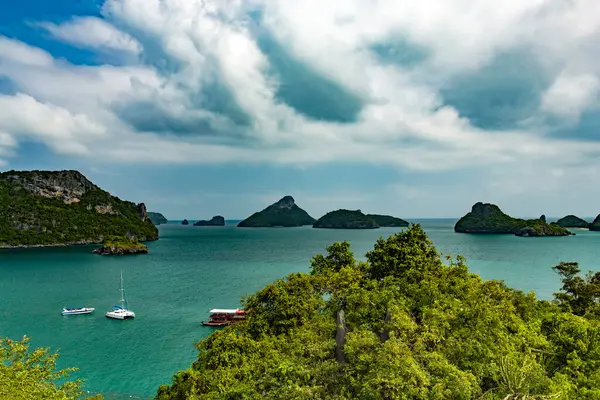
{"left": 0, "top": 0, "right": 598, "bottom": 178}
{"left": 38, "top": 17, "right": 141, "bottom": 55}
{"left": 541, "top": 72, "right": 600, "bottom": 119}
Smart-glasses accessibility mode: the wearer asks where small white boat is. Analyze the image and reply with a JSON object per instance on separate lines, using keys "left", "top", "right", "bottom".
{"left": 106, "top": 270, "right": 136, "bottom": 320}
{"left": 61, "top": 307, "right": 95, "bottom": 316}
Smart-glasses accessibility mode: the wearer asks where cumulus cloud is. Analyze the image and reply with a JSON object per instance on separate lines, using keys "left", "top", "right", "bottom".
{"left": 37, "top": 16, "right": 141, "bottom": 55}
{"left": 0, "top": 0, "right": 598, "bottom": 176}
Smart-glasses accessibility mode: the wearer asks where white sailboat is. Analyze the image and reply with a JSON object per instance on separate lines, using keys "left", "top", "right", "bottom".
{"left": 105, "top": 270, "right": 136, "bottom": 320}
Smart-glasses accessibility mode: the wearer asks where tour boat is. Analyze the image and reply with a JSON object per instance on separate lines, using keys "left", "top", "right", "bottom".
{"left": 202, "top": 308, "right": 246, "bottom": 327}
{"left": 106, "top": 270, "right": 136, "bottom": 320}
{"left": 61, "top": 306, "right": 95, "bottom": 316}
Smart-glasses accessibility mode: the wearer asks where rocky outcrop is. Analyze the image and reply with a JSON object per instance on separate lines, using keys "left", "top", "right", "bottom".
{"left": 0, "top": 170, "right": 158, "bottom": 247}
{"left": 92, "top": 236, "right": 148, "bottom": 255}
{"left": 181, "top": 219, "right": 189, "bottom": 225}
{"left": 539, "top": 215, "right": 546, "bottom": 223}
{"left": 194, "top": 216, "right": 225, "bottom": 226}
{"left": 238, "top": 196, "right": 316, "bottom": 227}
{"left": 313, "top": 210, "right": 379, "bottom": 229}
{"left": 367, "top": 214, "right": 409, "bottom": 227}
{"left": 556, "top": 215, "right": 589, "bottom": 228}
{"left": 455, "top": 202, "right": 572, "bottom": 237}
{"left": 147, "top": 212, "right": 168, "bottom": 225}
{"left": 137, "top": 203, "right": 148, "bottom": 221}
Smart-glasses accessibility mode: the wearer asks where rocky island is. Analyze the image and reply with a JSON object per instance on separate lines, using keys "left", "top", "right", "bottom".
{"left": 588, "top": 215, "right": 600, "bottom": 231}
{"left": 556, "top": 215, "right": 589, "bottom": 228}
{"left": 0, "top": 170, "right": 158, "bottom": 247}
{"left": 181, "top": 219, "right": 189, "bottom": 225}
{"left": 148, "top": 212, "right": 168, "bottom": 225}
{"left": 194, "top": 216, "right": 225, "bottom": 226}
{"left": 92, "top": 236, "right": 148, "bottom": 255}
{"left": 455, "top": 202, "right": 573, "bottom": 236}
{"left": 313, "top": 210, "right": 379, "bottom": 229}
{"left": 367, "top": 214, "right": 409, "bottom": 227}
{"left": 238, "top": 196, "right": 316, "bottom": 227}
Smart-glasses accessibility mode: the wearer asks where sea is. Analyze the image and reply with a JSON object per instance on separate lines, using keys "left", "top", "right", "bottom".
{"left": 1, "top": 219, "right": 599, "bottom": 399}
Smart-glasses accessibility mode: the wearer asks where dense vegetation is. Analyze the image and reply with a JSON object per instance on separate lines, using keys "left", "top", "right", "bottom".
{"left": 588, "top": 215, "right": 600, "bottom": 231}
{"left": 366, "top": 214, "right": 409, "bottom": 227}
{"left": 0, "top": 336, "right": 102, "bottom": 400}
{"left": 92, "top": 236, "right": 149, "bottom": 255}
{"left": 0, "top": 170, "right": 158, "bottom": 247}
{"left": 238, "top": 196, "right": 316, "bottom": 227}
{"left": 156, "top": 224, "right": 600, "bottom": 399}
{"left": 313, "top": 209, "right": 379, "bottom": 229}
{"left": 556, "top": 215, "right": 589, "bottom": 228}
{"left": 455, "top": 202, "right": 572, "bottom": 236}
{"left": 148, "top": 212, "right": 168, "bottom": 225}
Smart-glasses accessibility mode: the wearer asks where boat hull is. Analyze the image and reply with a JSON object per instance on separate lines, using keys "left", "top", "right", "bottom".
{"left": 61, "top": 308, "right": 95, "bottom": 316}
{"left": 202, "top": 320, "right": 230, "bottom": 327}
{"left": 106, "top": 310, "right": 136, "bottom": 320}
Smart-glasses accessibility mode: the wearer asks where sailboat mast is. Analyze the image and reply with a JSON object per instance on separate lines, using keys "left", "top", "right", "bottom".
{"left": 120, "top": 270, "right": 125, "bottom": 309}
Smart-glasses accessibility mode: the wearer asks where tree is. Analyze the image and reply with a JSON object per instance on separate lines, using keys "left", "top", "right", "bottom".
{"left": 0, "top": 336, "right": 102, "bottom": 400}
{"left": 553, "top": 261, "right": 600, "bottom": 317}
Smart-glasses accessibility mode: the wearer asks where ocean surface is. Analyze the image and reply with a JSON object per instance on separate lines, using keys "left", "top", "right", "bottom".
{"left": 1, "top": 219, "right": 600, "bottom": 398}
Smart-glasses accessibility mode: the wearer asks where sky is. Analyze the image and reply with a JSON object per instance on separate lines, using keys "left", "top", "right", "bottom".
{"left": 1, "top": 0, "right": 600, "bottom": 220}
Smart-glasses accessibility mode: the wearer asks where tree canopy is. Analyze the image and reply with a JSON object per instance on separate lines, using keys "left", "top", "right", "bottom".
{"left": 157, "top": 224, "right": 600, "bottom": 399}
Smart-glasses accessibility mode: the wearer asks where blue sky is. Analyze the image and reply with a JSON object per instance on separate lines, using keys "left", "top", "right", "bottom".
{"left": 1, "top": 0, "right": 600, "bottom": 220}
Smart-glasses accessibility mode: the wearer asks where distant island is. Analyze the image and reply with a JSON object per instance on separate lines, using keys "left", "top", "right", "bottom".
{"left": 455, "top": 202, "right": 573, "bottom": 236}
{"left": 194, "top": 216, "right": 225, "bottom": 226}
{"left": 0, "top": 170, "right": 158, "bottom": 247}
{"left": 556, "top": 215, "right": 589, "bottom": 228}
{"left": 589, "top": 215, "right": 600, "bottom": 231}
{"left": 92, "top": 236, "right": 148, "bottom": 255}
{"left": 238, "top": 196, "right": 316, "bottom": 227}
{"left": 181, "top": 219, "right": 189, "bottom": 225}
{"left": 148, "top": 212, "right": 168, "bottom": 225}
{"left": 312, "top": 210, "right": 409, "bottom": 229}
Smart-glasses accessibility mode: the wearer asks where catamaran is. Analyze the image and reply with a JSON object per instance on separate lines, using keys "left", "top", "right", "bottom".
{"left": 105, "top": 270, "right": 136, "bottom": 320}
{"left": 61, "top": 306, "right": 95, "bottom": 316}
{"left": 202, "top": 308, "right": 246, "bottom": 327}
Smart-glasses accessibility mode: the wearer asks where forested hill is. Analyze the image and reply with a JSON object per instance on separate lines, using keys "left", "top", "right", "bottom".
{"left": 0, "top": 170, "right": 158, "bottom": 247}
{"left": 157, "top": 224, "right": 600, "bottom": 399}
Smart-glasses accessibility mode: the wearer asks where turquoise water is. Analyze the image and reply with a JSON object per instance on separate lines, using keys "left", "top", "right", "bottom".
{"left": 1, "top": 219, "right": 600, "bottom": 398}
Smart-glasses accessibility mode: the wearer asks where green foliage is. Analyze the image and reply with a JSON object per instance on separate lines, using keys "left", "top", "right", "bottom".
{"left": 589, "top": 214, "right": 600, "bottom": 231}
{"left": 103, "top": 236, "right": 148, "bottom": 251}
{"left": 0, "top": 171, "right": 158, "bottom": 246}
{"left": 313, "top": 209, "right": 378, "bottom": 229}
{"left": 552, "top": 261, "right": 600, "bottom": 317}
{"left": 456, "top": 202, "right": 571, "bottom": 236}
{"left": 238, "top": 196, "right": 316, "bottom": 227}
{"left": 157, "top": 224, "right": 600, "bottom": 400}
{"left": 0, "top": 336, "right": 102, "bottom": 400}
{"left": 366, "top": 214, "right": 409, "bottom": 227}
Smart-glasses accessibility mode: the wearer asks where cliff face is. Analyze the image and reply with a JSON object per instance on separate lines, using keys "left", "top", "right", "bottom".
{"left": 238, "top": 196, "right": 316, "bottom": 227}
{"left": 313, "top": 210, "right": 379, "bottom": 229}
{"left": 0, "top": 170, "right": 158, "bottom": 247}
{"left": 455, "top": 202, "right": 572, "bottom": 236}
{"left": 194, "top": 216, "right": 225, "bottom": 226}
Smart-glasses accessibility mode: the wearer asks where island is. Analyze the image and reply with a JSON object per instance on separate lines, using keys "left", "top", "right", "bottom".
{"left": 148, "top": 212, "right": 168, "bottom": 225}
{"left": 238, "top": 196, "right": 316, "bottom": 227}
{"left": 194, "top": 216, "right": 225, "bottom": 226}
{"left": 556, "top": 215, "right": 590, "bottom": 228}
{"left": 92, "top": 236, "right": 148, "bottom": 255}
{"left": 0, "top": 170, "right": 158, "bottom": 247}
{"left": 454, "top": 202, "right": 573, "bottom": 236}
{"left": 367, "top": 214, "right": 409, "bottom": 227}
{"left": 589, "top": 215, "right": 600, "bottom": 231}
{"left": 181, "top": 219, "right": 189, "bottom": 225}
{"left": 313, "top": 209, "right": 379, "bottom": 229}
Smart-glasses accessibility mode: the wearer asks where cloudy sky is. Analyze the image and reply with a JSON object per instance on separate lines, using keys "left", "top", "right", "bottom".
{"left": 1, "top": 0, "right": 600, "bottom": 220}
